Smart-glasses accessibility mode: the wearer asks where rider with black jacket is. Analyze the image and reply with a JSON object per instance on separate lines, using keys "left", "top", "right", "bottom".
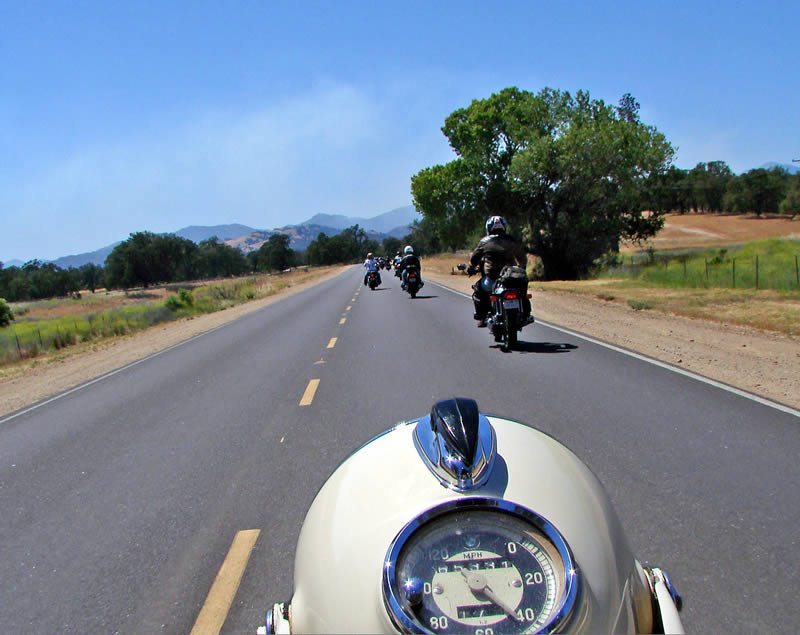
{"left": 469, "top": 216, "right": 529, "bottom": 326}
{"left": 397, "top": 245, "right": 424, "bottom": 289}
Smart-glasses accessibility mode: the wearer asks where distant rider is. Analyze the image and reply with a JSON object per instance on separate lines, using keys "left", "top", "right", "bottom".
{"left": 397, "top": 245, "right": 424, "bottom": 290}
{"left": 393, "top": 251, "right": 403, "bottom": 275}
{"left": 468, "top": 216, "right": 529, "bottom": 326}
{"left": 363, "top": 252, "right": 381, "bottom": 286}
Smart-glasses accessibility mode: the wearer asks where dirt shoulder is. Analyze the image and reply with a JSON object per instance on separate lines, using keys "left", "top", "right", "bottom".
{"left": 0, "top": 266, "right": 349, "bottom": 418}
{"left": 426, "top": 270, "right": 800, "bottom": 411}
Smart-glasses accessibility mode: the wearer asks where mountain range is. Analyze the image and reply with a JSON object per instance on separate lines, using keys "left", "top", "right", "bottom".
{"left": 5, "top": 205, "right": 419, "bottom": 269}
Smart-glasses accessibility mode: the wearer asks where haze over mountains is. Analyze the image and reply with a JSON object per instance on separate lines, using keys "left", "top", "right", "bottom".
{"left": 4, "top": 205, "right": 419, "bottom": 269}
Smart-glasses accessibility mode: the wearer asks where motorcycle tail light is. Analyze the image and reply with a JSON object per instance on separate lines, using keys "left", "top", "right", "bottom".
{"left": 490, "top": 295, "right": 498, "bottom": 302}
{"left": 504, "top": 291, "right": 519, "bottom": 300}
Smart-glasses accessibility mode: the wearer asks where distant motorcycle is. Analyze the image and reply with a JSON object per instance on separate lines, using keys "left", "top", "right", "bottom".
{"left": 367, "top": 271, "right": 381, "bottom": 290}
{"left": 401, "top": 266, "right": 422, "bottom": 299}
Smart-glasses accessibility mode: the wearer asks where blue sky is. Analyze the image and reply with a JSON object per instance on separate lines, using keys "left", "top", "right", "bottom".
{"left": 1, "top": 0, "right": 798, "bottom": 263}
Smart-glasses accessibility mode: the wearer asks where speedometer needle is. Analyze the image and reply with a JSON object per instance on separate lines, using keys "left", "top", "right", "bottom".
{"left": 460, "top": 569, "right": 523, "bottom": 623}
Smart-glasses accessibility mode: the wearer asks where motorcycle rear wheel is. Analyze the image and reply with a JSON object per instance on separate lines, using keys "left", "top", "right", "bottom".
{"left": 502, "top": 314, "right": 518, "bottom": 351}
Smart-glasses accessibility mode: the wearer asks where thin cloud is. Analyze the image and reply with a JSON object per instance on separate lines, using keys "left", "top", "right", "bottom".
{"left": 0, "top": 82, "right": 429, "bottom": 262}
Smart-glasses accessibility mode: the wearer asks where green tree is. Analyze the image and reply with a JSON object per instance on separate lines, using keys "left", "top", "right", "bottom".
{"left": 780, "top": 173, "right": 800, "bottom": 218}
{"left": 105, "top": 232, "right": 199, "bottom": 289}
{"left": 305, "top": 225, "right": 377, "bottom": 265}
{"left": 381, "top": 236, "right": 402, "bottom": 257}
{"left": 725, "top": 168, "right": 790, "bottom": 216}
{"left": 252, "top": 234, "right": 295, "bottom": 272}
{"left": 196, "top": 238, "right": 248, "bottom": 278}
{"left": 0, "top": 298, "right": 14, "bottom": 327}
{"left": 78, "top": 263, "right": 104, "bottom": 292}
{"left": 412, "top": 87, "right": 674, "bottom": 279}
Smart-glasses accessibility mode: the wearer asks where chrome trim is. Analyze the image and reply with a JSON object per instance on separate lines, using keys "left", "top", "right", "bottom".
{"left": 661, "top": 569, "right": 683, "bottom": 612}
{"left": 382, "top": 498, "right": 581, "bottom": 634}
{"left": 644, "top": 566, "right": 683, "bottom": 612}
{"left": 263, "top": 602, "right": 291, "bottom": 635}
{"left": 413, "top": 413, "right": 496, "bottom": 491}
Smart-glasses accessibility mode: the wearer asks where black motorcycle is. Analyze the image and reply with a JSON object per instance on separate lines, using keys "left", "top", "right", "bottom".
{"left": 488, "top": 277, "right": 531, "bottom": 351}
{"left": 471, "top": 265, "right": 533, "bottom": 351}
{"left": 401, "top": 266, "right": 422, "bottom": 298}
{"left": 367, "top": 271, "right": 380, "bottom": 290}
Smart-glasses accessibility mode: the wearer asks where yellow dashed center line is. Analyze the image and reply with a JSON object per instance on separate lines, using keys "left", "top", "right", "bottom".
{"left": 299, "top": 379, "right": 321, "bottom": 406}
{"left": 327, "top": 337, "right": 337, "bottom": 349}
{"left": 339, "top": 317, "right": 347, "bottom": 325}
{"left": 190, "top": 529, "right": 260, "bottom": 635}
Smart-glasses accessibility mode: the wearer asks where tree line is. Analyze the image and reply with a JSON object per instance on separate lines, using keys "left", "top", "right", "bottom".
{"left": 0, "top": 223, "right": 416, "bottom": 304}
{"left": 0, "top": 231, "right": 297, "bottom": 302}
{"left": 647, "top": 161, "right": 799, "bottom": 216}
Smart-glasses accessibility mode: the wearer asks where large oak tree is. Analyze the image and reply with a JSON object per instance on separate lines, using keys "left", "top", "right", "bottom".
{"left": 412, "top": 87, "right": 674, "bottom": 279}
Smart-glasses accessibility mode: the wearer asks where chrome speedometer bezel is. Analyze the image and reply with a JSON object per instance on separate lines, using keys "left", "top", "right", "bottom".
{"left": 382, "top": 498, "right": 580, "bottom": 634}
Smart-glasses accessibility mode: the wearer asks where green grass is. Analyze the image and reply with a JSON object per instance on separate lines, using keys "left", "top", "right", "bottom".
{"left": 0, "top": 275, "right": 289, "bottom": 365}
{"left": 606, "top": 238, "right": 800, "bottom": 291}
{"left": 0, "top": 304, "right": 175, "bottom": 364}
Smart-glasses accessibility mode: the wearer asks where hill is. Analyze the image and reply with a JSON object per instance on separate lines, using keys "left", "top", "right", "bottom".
{"left": 175, "top": 224, "right": 259, "bottom": 243}
{"left": 302, "top": 205, "right": 418, "bottom": 233}
{"left": 11, "top": 205, "right": 417, "bottom": 268}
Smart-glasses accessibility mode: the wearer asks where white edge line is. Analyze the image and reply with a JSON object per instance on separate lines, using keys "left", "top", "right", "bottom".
{"left": 0, "top": 325, "right": 228, "bottom": 426}
{"left": 430, "top": 280, "right": 800, "bottom": 419}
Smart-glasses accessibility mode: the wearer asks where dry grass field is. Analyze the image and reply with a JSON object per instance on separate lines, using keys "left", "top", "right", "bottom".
{"left": 623, "top": 212, "right": 800, "bottom": 252}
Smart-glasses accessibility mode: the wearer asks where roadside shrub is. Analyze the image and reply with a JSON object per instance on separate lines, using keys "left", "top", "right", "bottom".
{"left": 628, "top": 299, "right": 653, "bottom": 311}
{"left": 178, "top": 288, "right": 194, "bottom": 306}
{"left": 0, "top": 299, "right": 13, "bottom": 327}
{"left": 165, "top": 296, "right": 183, "bottom": 312}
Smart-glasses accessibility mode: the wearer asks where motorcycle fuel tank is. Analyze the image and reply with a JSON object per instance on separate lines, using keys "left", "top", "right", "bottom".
{"left": 270, "top": 398, "right": 678, "bottom": 634}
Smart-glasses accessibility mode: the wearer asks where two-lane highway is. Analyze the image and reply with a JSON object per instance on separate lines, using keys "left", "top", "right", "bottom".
{"left": 1, "top": 266, "right": 798, "bottom": 633}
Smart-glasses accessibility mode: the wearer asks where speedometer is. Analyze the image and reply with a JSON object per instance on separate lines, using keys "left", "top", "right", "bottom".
{"left": 383, "top": 499, "right": 579, "bottom": 634}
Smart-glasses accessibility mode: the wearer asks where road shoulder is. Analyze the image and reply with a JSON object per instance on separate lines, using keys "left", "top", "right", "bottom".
{"left": 427, "top": 271, "right": 800, "bottom": 410}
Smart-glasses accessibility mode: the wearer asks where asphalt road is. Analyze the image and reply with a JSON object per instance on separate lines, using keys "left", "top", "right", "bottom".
{"left": 1, "top": 266, "right": 798, "bottom": 633}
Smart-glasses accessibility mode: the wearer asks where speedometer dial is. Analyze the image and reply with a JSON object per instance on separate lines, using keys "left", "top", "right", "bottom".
{"left": 383, "top": 500, "right": 578, "bottom": 634}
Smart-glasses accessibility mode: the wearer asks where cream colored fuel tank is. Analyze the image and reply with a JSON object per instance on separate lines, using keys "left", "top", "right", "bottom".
{"left": 287, "top": 415, "right": 656, "bottom": 634}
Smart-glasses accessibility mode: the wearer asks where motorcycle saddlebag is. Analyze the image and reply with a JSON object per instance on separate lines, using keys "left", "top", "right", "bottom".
{"left": 497, "top": 265, "right": 528, "bottom": 289}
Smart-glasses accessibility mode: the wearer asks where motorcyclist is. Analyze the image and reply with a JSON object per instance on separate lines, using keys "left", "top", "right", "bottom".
{"left": 363, "top": 252, "right": 381, "bottom": 287}
{"left": 397, "top": 245, "right": 424, "bottom": 290}
{"left": 392, "top": 251, "right": 403, "bottom": 275}
{"left": 468, "top": 216, "right": 530, "bottom": 326}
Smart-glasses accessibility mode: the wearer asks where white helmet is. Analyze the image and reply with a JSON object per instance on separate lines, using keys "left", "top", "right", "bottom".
{"left": 404, "top": 245, "right": 414, "bottom": 255}
{"left": 485, "top": 215, "right": 508, "bottom": 235}
{"left": 367, "top": 252, "right": 374, "bottom": 259}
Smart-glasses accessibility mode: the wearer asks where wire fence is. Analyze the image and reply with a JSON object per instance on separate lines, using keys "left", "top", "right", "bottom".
{"left": 609, "top": 253, "right": 800, "bottom": 291}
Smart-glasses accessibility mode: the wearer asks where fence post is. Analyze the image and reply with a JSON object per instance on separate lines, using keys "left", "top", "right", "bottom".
{"left": 37, "top": 329, "right": 43, "bottom": 347}
{"left": 796, "top": 255, "right": 799, "bottom": 287}
{"left": 705, "top": 257, "right": 709, "bottom": 281}
{"left": 756, "top": 255, "right": 759, "bottom": 290}
{"left": 15, "top": 329, "right": 22, "bottom": 359}
{"left": 732, "top": 258, "right": 736, "bottom": 288}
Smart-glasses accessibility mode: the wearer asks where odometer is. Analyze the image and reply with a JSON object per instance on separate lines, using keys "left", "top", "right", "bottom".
{"left": 383, "top": 500, "right": 578, "bottom": 634}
